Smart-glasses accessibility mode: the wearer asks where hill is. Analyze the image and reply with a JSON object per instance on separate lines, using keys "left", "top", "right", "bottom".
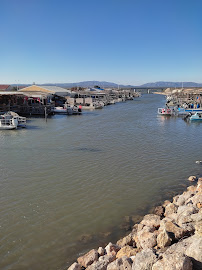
{"left": 140, "top": 81, "right": 202, "bottom": 87}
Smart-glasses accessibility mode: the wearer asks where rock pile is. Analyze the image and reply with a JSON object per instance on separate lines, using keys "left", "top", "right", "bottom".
{"left": 68, "top": 177, "right": 202, "bottom": 270}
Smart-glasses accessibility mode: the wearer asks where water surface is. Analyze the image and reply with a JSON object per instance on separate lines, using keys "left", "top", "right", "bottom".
{"left": 0, "top": 94, "right": 202, "bottom": 270}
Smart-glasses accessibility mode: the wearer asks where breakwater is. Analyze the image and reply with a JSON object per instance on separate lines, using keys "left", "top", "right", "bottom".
{"left": 68, "top": 177, "right": 202, "bottom": 270}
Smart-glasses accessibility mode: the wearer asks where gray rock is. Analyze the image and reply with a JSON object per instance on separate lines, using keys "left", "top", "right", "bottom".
{"left": 157, "top": 230, "right": 172, "bottom": 248}
{"left": 140, "top": 214, "right": 160, "bottom": 228}
{"left": 159, "top": 220, "right": 186, "bottom": 240}
{"left": 152, "top": 253, "right": 192, "bottom": 270}
{"left": 107, "top": 256, "right": 132, "bottom": 270}
{"left": 137, "top": 230, "right": 157, "bottom": 249}
{"left": 117, "top": 233, "right": 134, "bottom": 248}
{"left": 165, "top": 203, "right": 178, "bottom": 217}
{"left": 185, "top": 236, "right": 202, "bottom": 270}
{"left": 191, "top": 194, "right": 202, "bottom": 207}
{"left": 132, "top": 249, "right": 157, "bottom": 270}
{"left": 175, "top": 194, "right": 185, "bottom": 206}
{"left": 153, "top": 206, "right": 164, "bottom": 217}
{"left": 87, "top": 255, "right": 115, "bottom": 270}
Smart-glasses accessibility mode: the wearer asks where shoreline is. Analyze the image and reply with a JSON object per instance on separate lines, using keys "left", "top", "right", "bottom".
{"left": 68, "top": 176, "right": 202, "bottom": 270}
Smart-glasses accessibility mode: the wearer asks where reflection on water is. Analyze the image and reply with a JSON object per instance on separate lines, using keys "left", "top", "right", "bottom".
{"left": 0, "top": 94, "right": 202, "bottom": 270}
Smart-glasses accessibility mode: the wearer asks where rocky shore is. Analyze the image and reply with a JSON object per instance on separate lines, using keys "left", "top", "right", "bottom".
{"left": 68, "top": 177, "right": 202, "bottom": 270}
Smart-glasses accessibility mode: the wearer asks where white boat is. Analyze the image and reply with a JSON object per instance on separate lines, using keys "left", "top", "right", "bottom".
{"left": 0, "top": 115, "right": 18, "bottom": 130}
{"left": 52, "top": 106, "right": 67, "bottom": 114}
{"left": 66, "top": 105, "right": 82, "bottom": 115}
{"left": 190, "top": 112, "right": 202, "bottom": 121}
{"left": 158, "top": 108, "right": 173, "bottom": 116}
{"left": 82, "top": 102, "right": 103, "bottom": 110}
{"left": 3, "top": 111, "right": 26, "bottom": 127}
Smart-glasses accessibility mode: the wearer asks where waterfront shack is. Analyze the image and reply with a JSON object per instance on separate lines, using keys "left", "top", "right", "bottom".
{"left": 19, "top": 85, "right": 76, "bottom": 115}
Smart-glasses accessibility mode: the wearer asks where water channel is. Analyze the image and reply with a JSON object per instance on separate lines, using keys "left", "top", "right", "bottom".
{"left": 0, "top": 94, "right": 202, "bottom": 270}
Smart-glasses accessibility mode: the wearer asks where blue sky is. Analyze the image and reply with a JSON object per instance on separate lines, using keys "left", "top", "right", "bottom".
{"left": 0, "top": 0, "right": 202, "bottom": 85}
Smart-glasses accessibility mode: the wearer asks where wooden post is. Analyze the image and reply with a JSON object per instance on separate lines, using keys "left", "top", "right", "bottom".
{"left": 45, "top": 106, "right": 47, "bottom": 122}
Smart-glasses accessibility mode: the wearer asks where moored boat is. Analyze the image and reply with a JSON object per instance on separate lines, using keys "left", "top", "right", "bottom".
{"left": 66, "top": 105, "right": 82, "bottom": 115}
{"left": 190, "top": 112, "right": 202, "bottom": 121}
{"left": 158, "top": 108, "right": 173, "bottom": 116}
{"left": 52, "top": 106, "right": 67, "bottom": 114}
{"left": 0, "top": 115, "right": 18, "bottom": 130}
{"left": 3, "top": 111, "right": 26, "bottom": 127}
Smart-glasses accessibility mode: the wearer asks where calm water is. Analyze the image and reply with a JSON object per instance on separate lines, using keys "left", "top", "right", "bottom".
{"left": 0, "top": 94, "right": 202, "bottom": 270}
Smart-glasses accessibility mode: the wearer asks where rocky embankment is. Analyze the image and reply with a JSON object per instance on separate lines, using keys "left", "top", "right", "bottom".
{"left": 68, "top": 177, "right": 202, "bottom": 270}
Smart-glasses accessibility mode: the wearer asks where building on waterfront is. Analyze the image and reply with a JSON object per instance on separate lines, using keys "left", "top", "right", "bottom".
{"left": 19, "top": 84, "right": 77, "bottom": 108}
{"left": 0, "top": 85, "right": 13, "bottom": 91}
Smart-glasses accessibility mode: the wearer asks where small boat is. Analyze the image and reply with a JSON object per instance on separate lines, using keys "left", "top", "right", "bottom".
{"left": 158, "top": 108, "right": 173, "bottom": 116}
{"left": 66, "top": 105, "right": 82, "bottom": 115}
{"left": 190, "top": 112, "right": 202, "bottom": 121}
{"left": 0, "top": 115, "right": 18, "bottom": 130}
{"left": 82, "top": 102, "right": 103, "bottom": 110}
{"left": 52, "top": 106, "right": 67, "bottom": 114}
{"left": 3, "top": 111, "right": 26, "bottom": 127}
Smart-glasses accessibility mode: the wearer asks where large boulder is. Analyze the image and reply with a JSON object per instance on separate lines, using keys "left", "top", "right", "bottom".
{"left": 195, "top": 220, "right": 202, "bottom": 236}
{"left": 117, "top": 233, "right": 134, "bottom": 248}
{"left": 187, "top": 185, "right": 197, "bottom": 193}
{"left": 176, "top": 205, "right": 198, "bottom": 232}
{"left": 191, "top": 194, "right": 202, "bottom": 207}
{"left": 153, "top": 234, "right": 201, "bottom": 270}
{"left": 140, "top": 214, "right": 161, "bottom": 229}
{"left": 132, "top": 249, "right": 157, "bottom": 270}
{"left": 86, "top": 255, "right": 115, "bottom": 270}
{"left": 77, "top": 249, "right": 98, "bottom": 268}
{"left": 137, "top": 230, "right": 157, "bottom": 249}
{"left": 159, "top": 220, "right": 186, "bottom": 240}
{"left": 105, "top": 242, "right": 120, "bottom": 256}
{"left": 157, "top": 230, "right": 172, "bottom": 248}
{"left": 116, "top": 245, "right": 139, "bottom": 259}
{"left": 107, "top": 256, "right": 132, "bottom": 270}
{"left": 153, "top": 206, "right": 164, "bottom": 217}
{"left": 164, "top": 203, "right": 178, "bottom": 217}
{"left": 152, "top": 253, "right": 192, "bottom": 270}
{"left": 185, "top": 235, "right": 202, "bottom": 270}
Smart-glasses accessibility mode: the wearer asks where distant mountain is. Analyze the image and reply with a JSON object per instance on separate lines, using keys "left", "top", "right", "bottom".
{"left": 41, "top": 81, "right": 120, "bottom": 88}
{"left": 140, "top": 81, "right": 202, "bottom": 87}
{"left": 11, "top": 81, "right": 202, "bottom": 89}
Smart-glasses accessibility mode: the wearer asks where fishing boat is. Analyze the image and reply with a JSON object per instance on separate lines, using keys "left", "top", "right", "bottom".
{"left": 158, "top": 108, "right": 173, "bottom": 116}
{"left": 190, "top": 112, "right": 202, "bottom": 121}
{"left": 0, "top": 115, "right": 18, "bottom": 130}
